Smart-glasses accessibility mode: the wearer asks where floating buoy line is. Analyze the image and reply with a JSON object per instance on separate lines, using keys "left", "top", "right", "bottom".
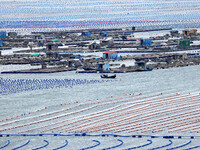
{"left": 0, "top": 92, "right": 200, "bottom": 134}
{"left": 0, "top": 77, "right": 120, "bottom": 95}
{"left": 0, "top": 133, "right": 200, "bottom": 150}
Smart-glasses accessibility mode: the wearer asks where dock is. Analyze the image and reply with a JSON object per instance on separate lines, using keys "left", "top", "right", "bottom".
{"left": 76, "top": 68, "right": 138, "bottom": 73}
{"left": 1, "top": 67, "right": 76, "bottom": 74}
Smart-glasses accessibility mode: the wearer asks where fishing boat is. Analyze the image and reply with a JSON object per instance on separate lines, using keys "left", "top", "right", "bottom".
{"left": 135, "top": 66, "right": 153, "bottom": 72}
{"left": 100, "top": 74, "right": 116, "bottom": 79}
{"left": 135, "top": 61, "right": 153, "bottom": 72}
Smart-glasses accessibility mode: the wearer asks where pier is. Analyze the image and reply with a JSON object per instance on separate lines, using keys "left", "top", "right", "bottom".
{"left": 1, "top": 67, "right": 76, "bottom": 74}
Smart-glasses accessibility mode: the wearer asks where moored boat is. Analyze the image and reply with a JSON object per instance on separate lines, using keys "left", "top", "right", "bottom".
{"left": 100, "top": 74, "right": 116, "bottom": 78}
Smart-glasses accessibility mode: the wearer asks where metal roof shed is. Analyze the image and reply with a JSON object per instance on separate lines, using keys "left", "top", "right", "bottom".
{"left": 103, "top": 51, "right": 118, "bottom": 59}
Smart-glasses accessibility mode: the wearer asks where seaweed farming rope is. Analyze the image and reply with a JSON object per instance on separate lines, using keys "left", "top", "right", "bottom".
{"left": 73, "top": 94, "right": 197, "bottom": 131}
{"left": 0, "top": 94, "right": 188, "bottom": 133}
{"left": 1, "top": 92, "right": 199, "bottom": 134}
{"left": 0, "top": 92, "right": 158, "bottom": 127}
{"left": 50, "top": 94, "right": 193, "bottom": 132}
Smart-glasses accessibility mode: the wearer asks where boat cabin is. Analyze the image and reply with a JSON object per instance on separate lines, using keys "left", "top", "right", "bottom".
{"left": 135, "top": 61, "right": 153, "bottom": 71}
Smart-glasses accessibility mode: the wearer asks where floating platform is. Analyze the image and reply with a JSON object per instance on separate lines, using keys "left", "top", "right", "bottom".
{"left": 76, "top": 68, "right": 141, "bottom": 73}
{"left": 1, "top": 67, "right": 76, "bottom": 74}
{"left": 2, "top": 60, "right": 60, "bottom": 65}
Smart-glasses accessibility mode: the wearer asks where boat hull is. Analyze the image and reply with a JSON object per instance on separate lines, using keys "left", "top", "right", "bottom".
{"left": 100, "top": 74, "right": 116, "bottom": 78}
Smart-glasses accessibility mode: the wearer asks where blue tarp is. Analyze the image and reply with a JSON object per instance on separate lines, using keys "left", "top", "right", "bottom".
{"left": 100, "top": 32, "right": 108, "bottom": 37}
{"left": 141, "top": 39, "right": 152, "bottom": 46}
{"left": 82, "top": 32, "right": 91, "bottom": 36}
{"left": 0, "top": 40, "right": 3, "bottom": 47}
{"left": 103, "top": 53, "right": 118, "bottom": 59}
{"left": 0, "top": 32, "right": 6, "bottom": 38}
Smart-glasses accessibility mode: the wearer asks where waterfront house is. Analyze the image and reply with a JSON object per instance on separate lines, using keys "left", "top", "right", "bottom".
{"left": 179, "top": 40, "right": 190, "bottom": 47}
{"left": 82, "top": 31, "right": 91, "bottom": 36}
{"left": 46, "top": 43, "right": 58, "bottom": 51}
{"left": 0, "top": 32, "right": 6, "bottom": 38}
{"left": 103, "top": 51, "right": 118, "bottom": 59}
{"left": 97, "top": 62, "right": 109, "bottom": 71}
{"left": 0, "top": 39, "right": 3, "bottom": 47}
{"left": 140, "top": 39, "right": 152, "bottom": 47}
{"left": 182, "top": 29, "right": 197, "bottom": 36}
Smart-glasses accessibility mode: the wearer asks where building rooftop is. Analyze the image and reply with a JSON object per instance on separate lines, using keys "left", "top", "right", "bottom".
{"left": 103, "top": 51, "right": 116, "bottom": 54}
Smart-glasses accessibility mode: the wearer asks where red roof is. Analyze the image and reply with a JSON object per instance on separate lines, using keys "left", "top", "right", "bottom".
{"left": 104, "top": 51, "right": 116, "bottom": 54}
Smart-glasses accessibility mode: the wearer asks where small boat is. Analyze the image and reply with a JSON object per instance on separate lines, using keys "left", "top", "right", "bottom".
{"left": 136, "top": 66, "right": 153, "bottom": 72}
{"left": 135, "top": 61, "right": 153, "bottom": 72}
{"left": 100, "top": 74, "right": 116, "bottom": 79}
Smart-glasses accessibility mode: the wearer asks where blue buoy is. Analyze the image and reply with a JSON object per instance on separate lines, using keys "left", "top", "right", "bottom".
{"left": 81, "top": 133, "right": 87, "bottom": 136}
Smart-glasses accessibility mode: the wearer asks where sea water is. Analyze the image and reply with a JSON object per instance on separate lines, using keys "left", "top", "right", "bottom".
{"left": 0, "top": 65, "right": 200, "bottom": 120}
{"left": 1, "top": 0, "right": 200, "bottom": 32}
{"left": 1, "top": 1, "right": 200, "bottom": 148}
{"left": 0, "top": 65, "right": 200, "bottom": 149}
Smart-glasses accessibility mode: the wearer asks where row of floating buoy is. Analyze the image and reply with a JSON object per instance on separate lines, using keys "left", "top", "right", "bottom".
{"left": 25, "top": 93, "right": 166, "bottom": 132}
{"left": 69, "top": 93, "right": 198, "bottom": 133}
{"left": 0, "top": 133, "right": 198, "bottom": 139}
{"left": 0, "top": 77, "right": 119, "bottom": 95}
{"left": 0, "top": 91, "right": 139, "bottom": 123}
{"left": 1, "top": 134, "right": 200, "bottom": 150}
{"left": 1, "top": 1, "right": 199, "bottom": 17}
{"left": 0, "top": 92, "right": 182, "bottom": 124}
{"left": 2, "top": 91, "right": 152, "bottom": 132}
{"left": 1, "top": 19, "right": 200, "bottom": 29}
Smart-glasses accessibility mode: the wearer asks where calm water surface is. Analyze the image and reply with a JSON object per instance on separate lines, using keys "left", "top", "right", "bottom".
{"left": 0, "top": 65, "right": 199, "bottom": 119}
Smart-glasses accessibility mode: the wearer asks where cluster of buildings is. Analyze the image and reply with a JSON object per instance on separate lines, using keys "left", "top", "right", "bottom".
{"left": 0, "top": 27, "right": 200, "bottom": 73}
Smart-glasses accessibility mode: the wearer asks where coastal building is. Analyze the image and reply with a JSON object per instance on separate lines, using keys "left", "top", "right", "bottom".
{"left": 82, "top": 31, "right": 91, "bottom": 36}
{"left": 32, "top": 34, "right": 45, "bottom": 41}
{"left": 46, "top": 51, "right": 59, "bottom": 58}
{"left": 182, "top": 29, "right": 197, "bottom": 36}
{"left": 0, "top": 39, "right": 3, "bottom": 47}
{"left": 140, "top": 39, "right": 152, "bottom": 47}
{"left": 99, "top": 32, "right": 108, "bottom": 37}
{"left": 46, "top": 43, "right": 58, "bottom": 51}
{"left": 97, "top": 62, "right": 109, "bottom": 71}
{"left": 88, "top": 41, "right": 101, "bottom": 49}
{"left": 32, "top": 34, "right": 45, "bottom": 47}
{"left": 101, "top": 37, "right": 114, "bottom": 46}
{"left": 170, "top": 30, "right": 179, "bottom": 37}
{"left": 67, "top": 59, "right": 82, "bottom": 68}
{"left": 0, "top": 32, "right": 6, "bottom": 38}
{"left": 0, "top": 32, "right": 6, "bottom": 47}
{"left": 179, "top": 40, "right": 190, "bottom": 47}
{"left": 8, "top": 32, "right": 17, "bottom": 38}
{"left": 103, "top": 51, "right": 118, "bottom": 59}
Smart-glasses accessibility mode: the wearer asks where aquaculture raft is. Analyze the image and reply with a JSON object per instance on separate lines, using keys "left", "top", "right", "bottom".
{"left": 1, "top": 92, "right": 200, "bottom": 134}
